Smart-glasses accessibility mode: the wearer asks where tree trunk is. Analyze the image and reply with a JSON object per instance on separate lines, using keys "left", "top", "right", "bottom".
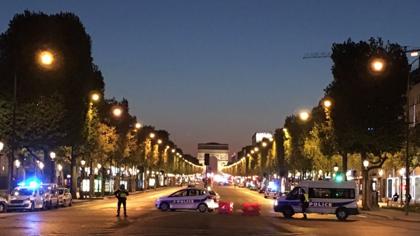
{"left": 342, "top": 152, "right": 348, "bottom": 180}
{"left": 101, "top": 168, "right": 105, "bottom": 196}
{"left": 361, "top": 152, "right": 371, "bottom": 210}
{"left": 89, "top": 161, "right": 94, "bottom": 197}
{"left": 70, "top": 146, "right": 78, "bottom": 199}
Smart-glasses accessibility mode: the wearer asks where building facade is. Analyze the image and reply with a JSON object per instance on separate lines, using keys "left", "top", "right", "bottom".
{"left": 197, "top": 143, "right": 229, "bottom": 173}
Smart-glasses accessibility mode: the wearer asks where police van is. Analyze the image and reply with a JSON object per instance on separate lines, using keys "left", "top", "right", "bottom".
{"left": 273, "top": 180, "right": 359, "bottom": 220}
{"left": 155, "top": 187, "right": 219, "bottom": 213}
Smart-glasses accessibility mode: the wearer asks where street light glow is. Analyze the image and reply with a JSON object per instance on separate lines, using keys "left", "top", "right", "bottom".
{"left": 411, "top": 51, "right": 419, "bottom": 57}
{"left": 135, "top": 122, "right": 142, "bottom": 129}
{"left": 57, "top": 164, "right": 63, "bottom": 171}
{"left": 112, "top": 107, "right": 123, "bottom": 117}
{"left": 157, "top": 139, "right": 163, "bottom": 144}
{"left": 80, "top": 159, "right": 86, "bottom": 166}
{"left": 91, "top": 93, "right": 100, "bottom": 102}
{"left": 0, "top": 141, "right": 4, "bottom": 151}
{"left": 38, "top": 162, "right": 44, "bottom": 170}
{"left": 299, "top": 111, "right": 310, "bottom": 121}
{"left": 38, "top": 50, "right": 54, "bottom": 66}
{"left": 370, "top": 58, "right": 385, "bottom": 72}
{"left": 262, "top": 142, "right": 267, "bottom": 147}
{"left": 363, "top": 160, "right": 369, "bottom": 168}
{"left": 50, "top": 151, "right": 56, "bottom": 160}
{"left": 14, "top": 159, "right": 21, "bottom": 168}
{"left": 149, "top": 133, "right": 155, "bottom": 139}
{"left": 323, "top": 99, "right": 332, "bottom": 108}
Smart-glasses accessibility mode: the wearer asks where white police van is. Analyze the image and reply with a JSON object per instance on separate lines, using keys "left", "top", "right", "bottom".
{"left": 155, "top": 187, "right": 218, "bottom": 213}
{"left": 274, "top": 180, "right": 359, "bottom": 220}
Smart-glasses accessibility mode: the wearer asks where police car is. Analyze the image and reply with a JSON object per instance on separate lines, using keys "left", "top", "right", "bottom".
{"left": 273, "top": 180, "right": 359, "bottom": 220}
{"left": 0, "top": 196, "right": 7, "bottom": 213}
{"left": 155, "top": 187, "right": 219, "bottom": 213}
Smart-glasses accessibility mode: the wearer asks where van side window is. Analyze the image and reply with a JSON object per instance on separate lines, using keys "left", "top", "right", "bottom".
{"left": 286, "top": 187, "right": 301, "bottom": 200}
{"left": 309, "top": 188, "right": 355, "bottom": 199}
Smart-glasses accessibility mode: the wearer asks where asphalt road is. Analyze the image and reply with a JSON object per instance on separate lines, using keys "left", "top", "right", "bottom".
{"left": 0, "top": 185, "right": 418, "bottom": 236}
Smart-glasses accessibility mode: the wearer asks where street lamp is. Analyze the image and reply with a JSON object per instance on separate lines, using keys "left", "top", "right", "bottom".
{"left": 262, "top": 142, "right": 267, "bottom": 147}
{"left": 112, "top": 107, "right": 123, "bottom": 117}
{"left": 38, "top": 50, "right": 55, "bottom": 67}
{"left": 49, "top": 152, "right": 56, "bottom": 160}
{"left": 363, "top": 160, "right": 369, "bottom": 169}
{"left": 254, "top": 147, "right": 259, "bottom": 152}
{"left": 323, "top": 99, "right": 332, "bottom": 109}
{"left": 90, "top": 92, "right": 101, "bottom": 102}
{"left": 135, "top": 122, "right": 142, "bottom": 129}
{"left": 157, "top": 139, "right": 163, "bottom": 145}
{"left": 299, "top": 111, "right": 310, "bottom": 121}
{"left": 14, "top": 159, "right": 21, "bottom": 168}
{"left": 149, "top": 133, "right": 156, "bottom": 139}
{"left": 80, "top": 160, "right": 86, "bottom": 166}
{"left": 370, "top": 58, "right": 385, "bottom": 73}
{"left": 8, "top": 49, "right": 57, "bottom": 193}
{"left": 0, "top": 141, "right": 4, "bottom": 151}
{"left": 57, "top": 164, "right": 63, "bottom": 172}
{"left": 38, "top": 161, "right": 44, "bottom": 170}
{"left": 333, "top": 163, "right": 339, "bottom": 172}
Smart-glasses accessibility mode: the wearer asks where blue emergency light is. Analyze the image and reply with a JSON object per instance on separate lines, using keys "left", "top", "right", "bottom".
{"left": 17, "top": 177, "right": 41, "bottom": 189}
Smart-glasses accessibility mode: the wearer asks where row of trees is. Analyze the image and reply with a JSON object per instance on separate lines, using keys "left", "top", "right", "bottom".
{"left": 224, "top": 38, "right": 420, "bottom": 210}
{"left": 0, "top": 11, "right": 202, "bottom": 197}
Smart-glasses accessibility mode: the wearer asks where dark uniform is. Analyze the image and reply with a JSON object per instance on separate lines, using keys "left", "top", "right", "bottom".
{"left": 300, "top": 190, "right": 309, "bottom": 219}
{"left": 114, "top": 184, "right": 129, "bottom": 217}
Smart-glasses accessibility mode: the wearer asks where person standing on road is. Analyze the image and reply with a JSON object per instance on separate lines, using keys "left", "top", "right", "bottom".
{"left": 300, "top": 189, "right": 309, "bottom": 219}
{"left": 114, "top": 184, "right": 129, "bottom": 217}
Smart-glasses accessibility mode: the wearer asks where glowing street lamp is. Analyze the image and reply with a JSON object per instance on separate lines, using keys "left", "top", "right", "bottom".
{"left": 254, "top": 147, "right": 259, "bottom": 152}
{"left": 135, "top": 122, "right": 142, "bottom": 129}
{"left": 149, "top": 133, "right": 156, "bottom": 139}
{"left": 262, "top": 142, "right": 267, "bottom": 147}
{"left": 80, "top": 160, "right": 86, "bottom": 166}
{"left": 370, "top": 58, "right": 385, "bottom": 72}
{"left": 97, "top": 163, "right": 102, "bottom": 169}
{"left": 14, "top": 159, "right": 21, "bottom": 168}
{"left": 91, "top": 92, "right": 100, "bottom": 102}
{"left": 333, "top": 163, "right": 339, "bottom": 172}
{"left": 171, "top": 149, "right": 176, "bottom": 153}
{"left": 299, "top": 111, "right": 310, "bottom": 121}
{"left": 38, "top": 162, "right": 45, "bottom": 170}
{"left": 112, "top": 107, "right": 123, "bottom": 117}
{"left": 323, "top": 99, "right": 332, "bottom": 109}
{"left": 157, "top": 139, "right": 163, "bottom": 145}
{"left": 38, "top": 50, "right": 55, "bottom": 67}
{"left": 57, "top": 164, "right": 63, "bottom": 172}
{"left": 0, "top": 141, "right": 4, "bottom": 151}
{"left": 363, "top": 160, "right": 369, "bottom": 169}
{"left": 49, "top": 151, "right": 56, "bottom": 160}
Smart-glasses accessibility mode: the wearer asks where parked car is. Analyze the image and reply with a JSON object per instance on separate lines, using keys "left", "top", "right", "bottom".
{"left": 0, "top": 196, "right": 7, "bottom": 213}
{"left": 42, "top": 187, "right": 59, "bottom": 209}
{"left": 57, "top": 188, "right": 72, "bottom": 207}
{"left": 264, "top": 187, "right": 279, "bottom": 199}
{"left": 8, "top": 186, "right": 45, "bottom": 211}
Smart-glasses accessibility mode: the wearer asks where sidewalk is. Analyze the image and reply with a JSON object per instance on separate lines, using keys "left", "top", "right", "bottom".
{"left": 361, "top": 208, "right": 420, "bottom": 223}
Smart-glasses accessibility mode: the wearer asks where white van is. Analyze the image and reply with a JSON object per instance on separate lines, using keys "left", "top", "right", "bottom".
{"left": 273, "top": 180, "right": 359, "bottom": 220}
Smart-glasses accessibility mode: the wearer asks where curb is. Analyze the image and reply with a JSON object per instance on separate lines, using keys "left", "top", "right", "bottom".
{"left": 362, "top": 211, "right": 420, "bottom": 223}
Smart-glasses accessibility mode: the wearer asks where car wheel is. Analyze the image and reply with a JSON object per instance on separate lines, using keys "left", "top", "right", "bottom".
{"left": 0, "top": 203, "right": 6, "bottom": 213}
{"left": 282, "top": 206, "right": 294, "bottom": 219}
{"left": 160, "top": 202, "right": 170, "bottom": 212}
{"left": 336, "top": 208, "right": 348, "bottom": 221}
{"left": 198, "top": 203, "right": 208, "bottom": 213}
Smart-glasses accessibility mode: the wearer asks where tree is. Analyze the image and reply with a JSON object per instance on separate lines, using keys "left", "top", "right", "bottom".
{"left": 326, "top": 38, "right": 408, "bottom": 209}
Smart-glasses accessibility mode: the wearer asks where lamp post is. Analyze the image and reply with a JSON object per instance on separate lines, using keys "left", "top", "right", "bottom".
{"left": 370, "top": 51, "right": 419, "bottom": 215}
{"left": 8, "top": 49, "right": 56, "bottom": 193}
{"left": 362, "top": 159, "right": 369, "bottom": 210}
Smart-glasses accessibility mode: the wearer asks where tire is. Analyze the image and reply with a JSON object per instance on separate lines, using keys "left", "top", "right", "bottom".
{"left": 198, "top": 203, "right": 208, "bottom": 213}
{"left": 0, "top": 203, "right": 6, "bottom": 213}
{"left": 160, "top": 202, "right": 170, "bottom": 212}
{"left": 336, "top": 208, "right": 348, "bottom": 221}
{"left": 282, "top": 206, "right": 294, "bottom": 219}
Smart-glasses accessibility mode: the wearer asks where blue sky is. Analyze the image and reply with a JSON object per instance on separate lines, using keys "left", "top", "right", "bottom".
{"left": 1, "top": 0, "right": 419, "bottom": 155}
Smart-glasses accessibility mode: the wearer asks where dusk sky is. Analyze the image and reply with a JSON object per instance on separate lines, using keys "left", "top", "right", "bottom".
{"left": 1, "top": 1, "right": 419, "bottom": 155}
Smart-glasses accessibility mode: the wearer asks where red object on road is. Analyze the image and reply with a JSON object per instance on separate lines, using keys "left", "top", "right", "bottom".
{"left": 241, "top": 202, "right": 260, "bottom": 216}
{"left": 218, "top": 201, "right": 234, "bottom": 214}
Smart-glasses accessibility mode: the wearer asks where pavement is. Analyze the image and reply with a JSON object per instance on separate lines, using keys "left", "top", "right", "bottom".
{"left": 361, "top": 208, "right": 420, "bottom": 223}
{"left": 1, "top": 185, "right": 420, "bottom": 235}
